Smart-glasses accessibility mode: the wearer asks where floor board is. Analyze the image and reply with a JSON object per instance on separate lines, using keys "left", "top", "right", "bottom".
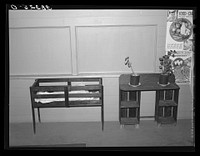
{"left": 9, "top": 119, "right": 194, "bottom": 148}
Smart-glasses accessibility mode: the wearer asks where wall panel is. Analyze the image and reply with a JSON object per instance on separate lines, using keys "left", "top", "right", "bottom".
{"left": 76, "top": 25, "right": 157, "bottom": 74}
{"left": 9, "top": 27, "right": 72, "bottom": 75}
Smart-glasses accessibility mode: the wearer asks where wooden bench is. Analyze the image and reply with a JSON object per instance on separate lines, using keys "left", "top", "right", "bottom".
{"left": 30, "top": 77, "right": 104, "bottom": 134}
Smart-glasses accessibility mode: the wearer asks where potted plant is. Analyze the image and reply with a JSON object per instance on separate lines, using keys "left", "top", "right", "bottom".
{"left": 125, "top": 57, "right": 140, "bottom": 86}
{"left": 159, "top": 51, "right": 175, "bottom": 85}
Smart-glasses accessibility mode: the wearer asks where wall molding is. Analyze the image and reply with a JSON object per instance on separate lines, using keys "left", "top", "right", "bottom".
{"left": 9, "top": 71, "right": 157, "bottom": 79}
{"left": 75, "top": 24, "right": 157, "bottom": 28}
{"left": 9, "top": 26, "right": 71, "bottom": 29}
{"left": 9, "top": 72, "right": 191, "bottom": 86}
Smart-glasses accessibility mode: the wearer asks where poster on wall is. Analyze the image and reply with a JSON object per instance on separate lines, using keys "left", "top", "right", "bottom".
{"left": 165, "top": 10, "right": 194, "bottom": 83}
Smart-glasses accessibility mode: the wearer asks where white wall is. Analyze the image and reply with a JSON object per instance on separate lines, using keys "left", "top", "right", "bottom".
{"left": 9, "top": 10, "right": 193, "bottom": 123}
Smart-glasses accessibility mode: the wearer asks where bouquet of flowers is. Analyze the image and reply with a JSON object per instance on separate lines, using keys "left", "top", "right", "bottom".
{"left": 159, "top": 50, "right": 176, "bottom": 75}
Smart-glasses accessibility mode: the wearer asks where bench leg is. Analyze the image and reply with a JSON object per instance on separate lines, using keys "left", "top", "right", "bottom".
{"left": 32, "top": 107, "right": 36, "bottom": 134}
{"left": 101, "top": 106, "right": 104, "bottom": 131}
{"left": 38, "top": 108, "right": 41, "bottom": 123}
{"left": 101, "top": 86, "right": 104, "bottom": 131}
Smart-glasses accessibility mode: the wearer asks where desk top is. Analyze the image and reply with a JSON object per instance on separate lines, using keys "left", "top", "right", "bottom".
{"left": 119, "top": 73, "right": 180, "bottom": 91}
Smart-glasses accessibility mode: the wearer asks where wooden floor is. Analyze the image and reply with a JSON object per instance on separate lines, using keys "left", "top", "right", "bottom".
{"left": 8, "top": 119, "right": 194, "bottom": 150}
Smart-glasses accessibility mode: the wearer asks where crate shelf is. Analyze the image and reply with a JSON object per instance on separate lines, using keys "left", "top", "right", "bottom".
{"left": 119, "top": 73, "right": 180, "bottom": 127}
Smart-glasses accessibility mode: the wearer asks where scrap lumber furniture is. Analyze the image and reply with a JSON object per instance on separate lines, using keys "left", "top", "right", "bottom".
{"left": 30, "top": 77, "right": 103, "bottom": 134}
{"left": 119, "top": 73, "right": 180, "bottom": 127}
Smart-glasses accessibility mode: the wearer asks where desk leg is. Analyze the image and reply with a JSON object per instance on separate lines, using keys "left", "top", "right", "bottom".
{"left": 137, "top": 91, "right": 141, "bottom": 124}
{"left": 155, "top": 91, "right": 160, "bottom": 122}
{"left": 174, "top": 89, "right": 179, "bottom": 123}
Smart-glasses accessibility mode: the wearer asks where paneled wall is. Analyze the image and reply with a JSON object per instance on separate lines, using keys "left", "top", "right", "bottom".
{"left": 9, "top": 10, "right": 193, "bottom": 123}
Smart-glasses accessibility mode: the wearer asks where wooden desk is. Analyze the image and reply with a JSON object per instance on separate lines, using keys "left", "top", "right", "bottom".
{"left": 119, "top": 73, "right": 180, "bottom": 126}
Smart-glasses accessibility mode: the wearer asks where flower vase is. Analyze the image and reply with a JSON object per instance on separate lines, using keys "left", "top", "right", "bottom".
{"left": 130, "top": 74, "right": 140, "bottom": 86}
{"left": 159, "top": 73, "right": 169, "bottom": 85}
